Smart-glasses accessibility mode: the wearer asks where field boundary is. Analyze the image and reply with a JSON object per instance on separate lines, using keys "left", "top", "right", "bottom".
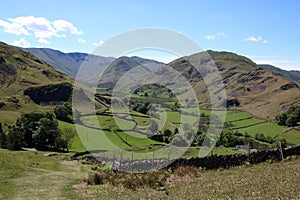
{"left": 72, "top": 145, "right": 300, "bottom": 172}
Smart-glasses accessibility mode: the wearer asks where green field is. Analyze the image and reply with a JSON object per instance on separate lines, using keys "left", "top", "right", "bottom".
{"left": 61, "top": 106, "right": 300, "bottom": 156}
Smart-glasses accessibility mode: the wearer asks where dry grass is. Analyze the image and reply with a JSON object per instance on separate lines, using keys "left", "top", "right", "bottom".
{"left": 0, "top": 148, "right": 299, "bottom": 199}
{"left": 79, "top": 156, "right": 300, "bottom": 199}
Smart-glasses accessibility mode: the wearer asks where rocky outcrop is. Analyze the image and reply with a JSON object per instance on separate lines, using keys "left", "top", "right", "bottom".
{"left": 24, "top": 82, "right": 72, "bottom": 104}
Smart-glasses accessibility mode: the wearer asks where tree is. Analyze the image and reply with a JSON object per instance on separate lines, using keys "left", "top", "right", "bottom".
{"left": 162, "top": 129, "right": 174, "bottom": 143}
{"left": 286, "top": 114, "right": 298, "bottom": 127}
{"left": 217, "top": 132, "right": 239, "bottom": 147}
{"left": 133, "top": 102, "right": 150, "bottom": 115}
{"left": 61, "top": 128, "right": 76, "bottom": 151}
{"left": 7, "top": 110, "right": 66, "bottom": 151}
{"left": 0, "top": 123, "right": 7, "bottom": 148}
{"left": 33, "top": 118, "right": 62, "bottom": 150}
{"left": 192, "top": 131, "right": 205, "bottom": 146}
{"left": 16, "top": 110, "right": 53, "bottom": 147}
{"left": 54, "top": 103, "right": 73, "bottom": 123}
{"left": 226, "top": 98, "right": 240, "bottom": 108}
{"left": 7, "top": 126, "right": 24, "bottom": 150}
{"left": 276, "top": 113, "right": 288, "bottom": 125}
{"left": 276, "top": 106, "right": 300, "bottom": 127}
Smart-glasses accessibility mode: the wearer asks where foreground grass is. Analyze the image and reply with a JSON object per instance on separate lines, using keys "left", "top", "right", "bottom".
{"left": 0, "top": 148, "right": 91, "bottom": 200}
{"left": 83, "top": 157, "right": 300, "bottom": 199}
{"left": 0, "top": 148, "right": 299, "bottom": 199}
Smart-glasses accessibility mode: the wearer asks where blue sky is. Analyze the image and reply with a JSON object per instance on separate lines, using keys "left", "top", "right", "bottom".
{"left": 0, "top": 0, "right": 299, "bottom": 70}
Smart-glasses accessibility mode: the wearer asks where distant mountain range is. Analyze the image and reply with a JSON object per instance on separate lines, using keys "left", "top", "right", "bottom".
{"left": 22, "top": 47, "right": 300, "bottom": 88}
{"left": 258, "top": 64, "right": 300, "bottom": 87}
{"left": 20, "top": 47, "right": 115, "bottom": 79}
{"left": 1, "top": 42, "right": 299, "bottom": 122}
{"left": 21, "top": 48, "right": 164, "bottom": 84}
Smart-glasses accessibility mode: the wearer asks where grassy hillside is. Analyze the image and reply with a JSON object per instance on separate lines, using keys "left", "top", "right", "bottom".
{"left": 0, "top": 42, "right": 108, "bottom": 125}
{"left": 0, "top": 42, "right": 75, "bottom": 124}
{"left": 168, "top": 50, "right": 300, "bottom": 119}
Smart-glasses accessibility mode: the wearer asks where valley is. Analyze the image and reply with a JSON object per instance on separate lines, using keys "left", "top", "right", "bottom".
{"left": 0, "top": 41, "right": 299, "bottom": 199}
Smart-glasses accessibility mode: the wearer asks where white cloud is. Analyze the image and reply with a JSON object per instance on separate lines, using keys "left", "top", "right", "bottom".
{"left": 78, "top": 38, "right": 86, "bottom": 43}
{"left": 245, "top": 36, "right": 267, "bottom": 44}
{"left": 0, "top": 19, "right": 28, "bottom": 35}
{"left": 93, "top": 40, "right": 104, "bottom": 47}
{"left": 52, "top": 20, "right": 83, "bottom": 35}
{"left": 38, "top": 38, "right": 50, "bottom": 45}
{"left": 0, "top": 16, "right": 83, "bottom": 44}
{"left": 9, "top": 16, "right": 58, "bottom": 38}
{"left": 205, "top": 35, "right": 216, "bottom": 40}
{"left": 245, "top": 36, "right": 263, "bottom": 42}
{"left": 12, "top": 37, "right": 30, "bottom": 47}
{"left": 205, "top": 32, "right": 226, "bottom": 40}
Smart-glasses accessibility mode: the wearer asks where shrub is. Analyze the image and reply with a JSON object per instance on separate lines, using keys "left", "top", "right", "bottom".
{"left": 54, "top": 103, "right": 73, "bottom": 123}
{"left": 85, "top": 170, "right": 170, "bottom": 190}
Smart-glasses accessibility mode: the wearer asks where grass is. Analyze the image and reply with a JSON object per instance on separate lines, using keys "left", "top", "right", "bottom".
{"left": 81, "top": 156, "right": 300, "bottom": 199}
{"left": 0, "top": 148, "right": 92, "bottom": 199}
{"left": 131, "top": 115, "right": 150, "bottom": 126}
{"left": 225, "top": 110, "right": 253, "bottom": 121}
{"left": 224, "top": 110, "right": 300, "bottom": 145}
{"left": 230, "top": 117, "right": 264, "bottom": 128}
{"left": 76, "top": 108, "right": 300, "bottom": 154}
{"left": 277, "top": 129, "right": 300, "bottom": 144}
{"left": 0, "top": 148, "right": 299, "bottom": 199}
{"left": 237, "top": 122, "right": 286, "bottom": 138}
{"left": 181, "top": 147, "right": 239, "bottom": 158}
{"left": 58, "top": 121, "right": 86, "bottom": 152}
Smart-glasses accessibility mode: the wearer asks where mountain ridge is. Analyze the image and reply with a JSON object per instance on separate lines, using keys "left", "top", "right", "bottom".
{"left": 3, "top": 43, "right": 300, "bottom": 120}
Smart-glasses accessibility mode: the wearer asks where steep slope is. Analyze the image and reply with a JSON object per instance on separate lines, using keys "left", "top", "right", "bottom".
{"left": 259, "top": 64, "right": 300, "bottom": 87}
{"left": 21, "top": 48, "right": 115, "bottom": 78}
{"left": 168, "top": 51, "right": 300, "bottom": 119}
{"left": 0, "top": 42, "right": 75, "bottom": 123}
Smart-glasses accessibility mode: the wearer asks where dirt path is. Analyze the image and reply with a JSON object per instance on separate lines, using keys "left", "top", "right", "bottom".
{"left": 11, "top": 159, "right": 89, "bottom": 200}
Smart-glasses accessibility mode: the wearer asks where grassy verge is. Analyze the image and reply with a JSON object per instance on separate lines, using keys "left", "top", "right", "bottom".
{"left": 82, "top": 157, "right": 300, "bottom": 199}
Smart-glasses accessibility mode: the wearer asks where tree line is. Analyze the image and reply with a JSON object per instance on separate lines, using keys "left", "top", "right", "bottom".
{"left": 0, "top": 103, "right": 75, "bottom": 151}
{"left": 276, "top": 105, "right": 300, "bottom": 127}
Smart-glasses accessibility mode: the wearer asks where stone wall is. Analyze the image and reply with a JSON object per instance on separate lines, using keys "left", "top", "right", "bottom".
{"left": 72, "top": 145, "right": 300, "bottom": 172}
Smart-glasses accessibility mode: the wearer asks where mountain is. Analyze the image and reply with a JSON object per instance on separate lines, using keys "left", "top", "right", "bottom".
{"left": 21, "top": 47, "right": 115, "bottom": 78}
{"left": 259, "top": 64, "right": 300, "bottom": 87}
{"left": 93, "top": 56, "right": 164, "bottom": 89}
{"left": 21, "top": 48, "right": 166, "bottom": 87}
{"left": 0, "top": 42, "right": 76, "bottom": 123}
{"left": 10, "top": 44, "right": 300, "bottom": 119}
{"left": 167, "top": 51, "right": 300, "bottom": 119}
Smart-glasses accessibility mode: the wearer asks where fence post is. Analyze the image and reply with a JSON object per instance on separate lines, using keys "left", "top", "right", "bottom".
{"left": 279, "top": 141, "right": 284, "bottom": 161}
{"left": 131, "top": 152, "right": 134, "bottom": 173}
{"left": 152, "top": 151, "right": 155, "bottom": 169}
{"left": 113, "top": 154, "right": 116, "bottom": 169}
